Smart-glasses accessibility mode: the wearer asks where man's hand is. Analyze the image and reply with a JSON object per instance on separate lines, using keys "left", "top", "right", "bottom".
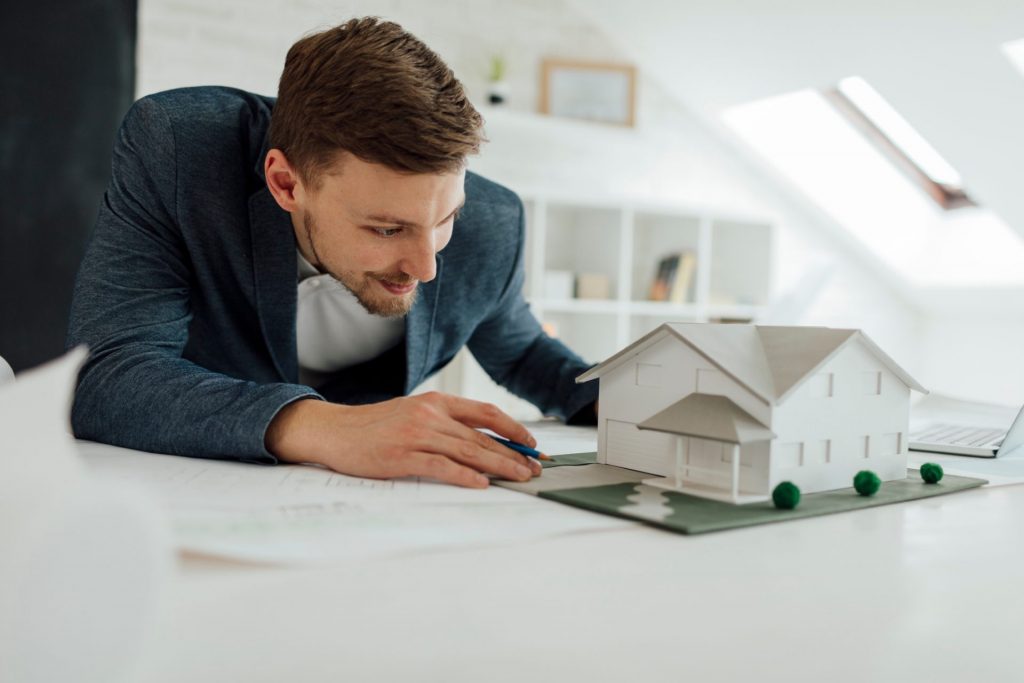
{"left": 265, "top": 392, "right": 542, "bottom": 488}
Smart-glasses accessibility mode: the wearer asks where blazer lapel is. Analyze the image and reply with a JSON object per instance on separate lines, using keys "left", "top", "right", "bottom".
{"left": 249, "top": 187, "right": 299, "bottom": 383}
{"left": 404, "top": 254, "right": 443, "bottom": 393}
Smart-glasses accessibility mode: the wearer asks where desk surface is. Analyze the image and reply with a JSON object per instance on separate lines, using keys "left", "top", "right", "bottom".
{"left": 128, "top": 475, "right": 1024, "bottom": 683}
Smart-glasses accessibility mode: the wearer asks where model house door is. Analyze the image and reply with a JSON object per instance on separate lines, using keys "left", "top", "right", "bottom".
{"left": 605, "top": 419, "right": 674, "bottom": 476}
{"left": 679, "top": 437, "right": 728, "bottom": 488}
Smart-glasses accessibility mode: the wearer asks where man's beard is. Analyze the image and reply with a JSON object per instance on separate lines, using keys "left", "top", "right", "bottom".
{"left": 303, "top": 213, "right": 418, "bottom": 318}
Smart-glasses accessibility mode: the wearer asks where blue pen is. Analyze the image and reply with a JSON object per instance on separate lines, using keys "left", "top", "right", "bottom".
{"left": 486, "top": 434, "right": 551, "bottom": 460}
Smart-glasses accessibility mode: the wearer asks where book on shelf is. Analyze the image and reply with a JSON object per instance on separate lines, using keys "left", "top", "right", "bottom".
{"left": 648, "top": 251, "right": 696, "bottom": 304}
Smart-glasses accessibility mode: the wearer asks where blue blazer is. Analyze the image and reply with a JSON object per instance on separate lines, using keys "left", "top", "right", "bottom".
{"left": 68, "top": 86, "right": 597, "bottom": 464}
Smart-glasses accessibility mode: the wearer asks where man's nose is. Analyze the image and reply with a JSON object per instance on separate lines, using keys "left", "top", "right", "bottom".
{"left": 401, "top": 232, "right": 437, "bottom": 282}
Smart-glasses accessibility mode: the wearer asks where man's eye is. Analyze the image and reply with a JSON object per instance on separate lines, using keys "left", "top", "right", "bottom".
{"left": 373, "top": 227, "right": 402, "bottom": 238}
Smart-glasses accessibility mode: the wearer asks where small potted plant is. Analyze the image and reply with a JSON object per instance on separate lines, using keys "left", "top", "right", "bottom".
{"left": 487, "top": 55, "right": 509, "bottom": 106}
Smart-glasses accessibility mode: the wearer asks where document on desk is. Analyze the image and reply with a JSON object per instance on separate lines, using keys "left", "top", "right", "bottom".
{"left": 525, "top": 420, "right": 598, "bottom": 455}
{"left": 78, "top": 440, "right": 629, "bottom": 565}
{"left": 169, "top": 498, "right": 626, "bottom": 565}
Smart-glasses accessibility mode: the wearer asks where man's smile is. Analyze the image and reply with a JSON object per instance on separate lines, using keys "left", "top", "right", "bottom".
{"left": 376, "top": 279, "right": 417, "bottom": 295}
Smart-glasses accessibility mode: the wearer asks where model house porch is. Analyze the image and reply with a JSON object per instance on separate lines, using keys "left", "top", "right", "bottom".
{"left": 637, "top": 393, "right": 776, "bottom": 504}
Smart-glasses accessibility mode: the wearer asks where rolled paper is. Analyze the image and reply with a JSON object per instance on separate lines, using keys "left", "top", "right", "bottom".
{"left": 0, "top": 349, "right": 174, "bottom": 683}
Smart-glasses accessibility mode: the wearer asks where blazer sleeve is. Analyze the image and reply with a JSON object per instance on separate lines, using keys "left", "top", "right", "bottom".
{"left": 465, "top": 197, "right": 598, "bottom": 423}
{"left": 67, "top": 97, "right": 320, "bottom": 464}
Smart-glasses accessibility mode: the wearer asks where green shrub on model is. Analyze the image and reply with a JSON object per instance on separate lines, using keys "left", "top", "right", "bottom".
{"left": 772, "top": 481, "right": 801, "bottom": 509}
{"left": 853, "top": 470, "right": 881, "bottom": 496}
{"left": 920, "top": 463, "right": 944, "bottom": 484}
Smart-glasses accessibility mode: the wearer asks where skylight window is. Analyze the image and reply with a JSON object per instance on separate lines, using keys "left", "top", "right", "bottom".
{"left": 826, "top": 77, "right": 972, "bottom": 209}
{"left": 722, "top": 84, "right": 1024, "bottom": 288}
{"left": 1003, "top": 38, "right": 1024, "bottom": 79}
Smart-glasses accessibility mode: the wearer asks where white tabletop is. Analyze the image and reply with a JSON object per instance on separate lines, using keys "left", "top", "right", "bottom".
{"left": 129, "top": 479, "right": 1024, "bottom": 683}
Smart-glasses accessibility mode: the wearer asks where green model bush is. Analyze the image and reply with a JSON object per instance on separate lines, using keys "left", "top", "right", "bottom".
{"left": 920, "top": 462, "right": 944, "bottom": 484}
{"left": 854, "top": 470, "right": 881, "bottom": 496}
{"left": 772, "top": 481, "right": 801, "bottom": 509}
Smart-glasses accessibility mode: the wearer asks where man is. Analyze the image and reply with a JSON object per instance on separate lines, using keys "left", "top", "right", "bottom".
{"left": 68, "top": 17, "right": 598, "bottom": 488}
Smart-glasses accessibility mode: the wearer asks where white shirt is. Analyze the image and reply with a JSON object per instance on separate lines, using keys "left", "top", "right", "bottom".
{"left": 296, "top": 251, "right": 404, "bottom": 388}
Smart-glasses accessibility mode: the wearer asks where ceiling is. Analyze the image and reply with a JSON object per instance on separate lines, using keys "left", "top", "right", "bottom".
{"left": 569, "top": 0, "right": 1024, "bottom": 238}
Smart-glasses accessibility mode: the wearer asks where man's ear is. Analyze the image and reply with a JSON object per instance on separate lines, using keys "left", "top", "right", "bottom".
{"left": 264, "top": 149, "right": 304, "bottom": 212}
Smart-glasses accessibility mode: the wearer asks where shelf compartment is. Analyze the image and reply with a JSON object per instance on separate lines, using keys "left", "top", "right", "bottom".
{"left": 543, "top": 203, "right": 622, "bottom": 301}
{"left": 631, "top": 211, "right": 701, "bottom": 303}
{"left": 709, "top": 219, "right": 773, "bottom": 307}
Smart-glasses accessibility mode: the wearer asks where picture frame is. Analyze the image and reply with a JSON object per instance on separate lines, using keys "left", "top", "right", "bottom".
{"left": 539, "top": 59, "right": 637, "bottom": 127}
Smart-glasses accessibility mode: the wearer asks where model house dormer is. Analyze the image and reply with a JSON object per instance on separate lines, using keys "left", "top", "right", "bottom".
{"left": 576, "top": 324, "right": 927, "bottom": 504}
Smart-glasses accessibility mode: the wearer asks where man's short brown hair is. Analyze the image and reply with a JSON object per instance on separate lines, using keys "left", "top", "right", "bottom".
{"left": 269, "top": 17, "right": 484, "bottom": 187}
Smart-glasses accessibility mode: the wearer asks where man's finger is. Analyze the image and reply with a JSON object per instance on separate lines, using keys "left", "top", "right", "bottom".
{"left": 425, "top": 432, "right": 534, "bottom": 481}
{"left": 427, "top": 411, "right": 541, "bottom": 474}
{"left": 405, "top": 452, "right": 490, "bottom": 489}
{"left": 443, "top": 396, "right": 537, "bottom": 448}
{"left": 446, "top": 421, "right": 541, "bottom": 475}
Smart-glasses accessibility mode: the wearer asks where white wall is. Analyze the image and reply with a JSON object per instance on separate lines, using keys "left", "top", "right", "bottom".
{"left": 138, "top": 0, "right": 934, "bottom": 409}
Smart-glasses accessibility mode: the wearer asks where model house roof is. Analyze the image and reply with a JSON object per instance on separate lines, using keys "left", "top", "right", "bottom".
{"left": 637, "top": 393, "right": 776, "bottom": 444}
{"left": 576, "top": 323, "right": 926, "bottom": 404}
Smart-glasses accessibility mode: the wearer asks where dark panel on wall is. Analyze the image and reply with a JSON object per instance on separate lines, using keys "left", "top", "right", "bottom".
{"left": 0, "top": 0, "right": 137, "bottom": 371}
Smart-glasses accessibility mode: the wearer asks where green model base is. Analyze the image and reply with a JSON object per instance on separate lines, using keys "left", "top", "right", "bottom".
{"left": 494, "top": 452, "right": 986, "bottom": 535}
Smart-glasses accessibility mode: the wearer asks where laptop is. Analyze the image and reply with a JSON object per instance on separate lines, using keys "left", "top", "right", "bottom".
{"left": 909, "top": 404, "right": 1024, "bottom": 458}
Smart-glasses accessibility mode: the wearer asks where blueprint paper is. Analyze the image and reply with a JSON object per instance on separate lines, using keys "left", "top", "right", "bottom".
{"left": 524, "top": 420, "right": 598, "bottom": 455}
{"left": 78, "top": 441, "right": 631, "bottom": 565}
{"left": 168, "top": 498, "right": 628, "bottom": 564}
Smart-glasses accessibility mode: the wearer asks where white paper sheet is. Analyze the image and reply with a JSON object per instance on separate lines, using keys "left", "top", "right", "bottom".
{"left": 169, "top": 497, "right": 624, "bottom": 564}
{"left": 79, "top": 442, "right": 529, "bottom": 506}
{"left": 0, "top": 350, "right": 172, "bottom": 683}
{"left": 525, "top": 420, "right": 598, "bottom": 456}
{"left": 78, "top": 440, "right": 631, "bottom": 565}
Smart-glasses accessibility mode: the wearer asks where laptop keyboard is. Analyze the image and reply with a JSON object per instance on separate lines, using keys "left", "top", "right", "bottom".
{"left": 913, "top": 424, "right": 1004, "bottom": 447}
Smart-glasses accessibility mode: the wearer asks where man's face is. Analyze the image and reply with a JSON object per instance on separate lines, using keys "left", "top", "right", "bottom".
{"left": 294, "top": 154, "right": 465, "bottom": 318}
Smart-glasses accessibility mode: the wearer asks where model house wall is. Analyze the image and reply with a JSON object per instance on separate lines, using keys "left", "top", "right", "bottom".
{"left": 768, "top": 340, "right": 909, "bottom": 492}
{"left": 595, "top": 331, "right": 771, "bottom": 491}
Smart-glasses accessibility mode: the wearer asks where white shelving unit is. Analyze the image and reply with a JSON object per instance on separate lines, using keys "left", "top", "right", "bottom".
{"left": 524, "top": 194, "right": 774, "bottom": 365}
{"left": 427, "top": 192, "right": 775, "bottom": 420}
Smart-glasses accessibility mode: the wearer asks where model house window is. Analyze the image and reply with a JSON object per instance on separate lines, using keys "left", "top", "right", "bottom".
{"left": 635, "top": 362, "right": 662, "bottom": 387}
{"left": 860, "top": 435, "right": 870, "bottom": 458}
{"left": 808, "top": 372, "right": 834, "bottom": 398}
{"left": 805, "top": 439, "right": 831, "bottom": 465}
{"left": 777, "top": 442, "right": 803, "bottom": 468}
{"left": 862, "top": 371, "right": 882, "bottom": 395}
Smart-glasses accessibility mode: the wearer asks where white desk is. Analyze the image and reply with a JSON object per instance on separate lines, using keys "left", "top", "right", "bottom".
{"left": 126, "top": 474, "right": 1024, "bottom": 682}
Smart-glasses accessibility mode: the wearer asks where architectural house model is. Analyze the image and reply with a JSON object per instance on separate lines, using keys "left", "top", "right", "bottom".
{"left": 576, "top": 324, "right": 927, "bottom": 504}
